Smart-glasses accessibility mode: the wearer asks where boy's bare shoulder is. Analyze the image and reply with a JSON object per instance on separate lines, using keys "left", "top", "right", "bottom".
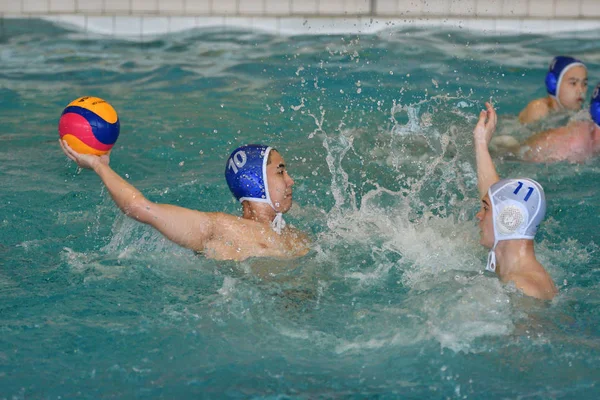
{"left": 508, "top": 269, "right": 557, "bottom": 301}
{"left": 519, "top": 98, "right": 551, "bottom": 124}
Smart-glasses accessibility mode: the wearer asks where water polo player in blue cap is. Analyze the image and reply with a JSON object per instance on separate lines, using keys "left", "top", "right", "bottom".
{"left": 474, "top": 102, "right": 557, "bottom": 300}
{"left": 520, "top": 82, "right": 600, "bottom": 162}
{"left": 519, "top": 56, "right": 588, "bottom": 124}
{"left": 225, "top": 144, "right": 294, "bottom": 234}
{"left": 59, "top": 140, "right": 309, "bottom": 261}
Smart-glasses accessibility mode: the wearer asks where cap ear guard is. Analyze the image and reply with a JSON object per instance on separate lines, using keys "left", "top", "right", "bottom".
{"left": 545, "top": 56, "right": 560, "bottom": 96}
{"left": 591, "top": 83, "right": 600, "bottom": 127}
{"left": 495, "top": 200, "right": 529, "bottom": 236}
{"left": 545, "top": 70, "right": 558, "bottom": 96}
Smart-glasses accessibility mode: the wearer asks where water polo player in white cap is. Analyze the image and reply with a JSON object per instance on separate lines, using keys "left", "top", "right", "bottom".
{"left": 60, "top": 140, "right": 309, "bottom": 261}
{"left": 519, "top": 56, "right": 588, "bottom": 124}
{"left": 474, "top": 102, "right": 557, "bottom": 300}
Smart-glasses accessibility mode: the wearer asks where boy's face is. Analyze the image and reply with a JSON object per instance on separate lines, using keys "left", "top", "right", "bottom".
{"left": 558, "top": 66, "right": 588, "bottom": 110}
{"left": 266, "top": 151, "right": 294, "bottom": 213}
{"left": 476, "top": 194, "right": 494, "bottom": 249}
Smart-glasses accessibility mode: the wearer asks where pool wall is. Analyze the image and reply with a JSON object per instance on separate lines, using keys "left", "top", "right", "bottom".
{"left": 1, "top": 0, "right": 600, "bottom": 35}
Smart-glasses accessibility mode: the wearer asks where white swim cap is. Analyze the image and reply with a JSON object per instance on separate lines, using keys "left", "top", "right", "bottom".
{"left": 486, "top": 178, "right": 546, "bottom": 272}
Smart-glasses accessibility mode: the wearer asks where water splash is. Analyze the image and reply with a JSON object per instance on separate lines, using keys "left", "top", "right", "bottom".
{"left": 309, "top": 96, "right": 521, "bottom": 352}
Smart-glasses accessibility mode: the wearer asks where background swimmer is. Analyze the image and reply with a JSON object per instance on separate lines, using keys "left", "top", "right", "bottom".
{"left": 60, "top": 140, "right": 310, "bottom": 261}
{"left": 520, "top": 83, "right": 600, "bottom": 163}
{"left": 474, "top": 103, "right": 557, "bottom": 300}
{"left": 490, "top": 83, "right": 600, "bottom": 163}
{"left": 518, "top": 56, "right": 588, "bottom": 124}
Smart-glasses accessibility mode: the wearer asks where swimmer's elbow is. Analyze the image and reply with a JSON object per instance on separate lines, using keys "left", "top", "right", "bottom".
{"left": 123, "top": 197, "right": 154, "bottom": 224}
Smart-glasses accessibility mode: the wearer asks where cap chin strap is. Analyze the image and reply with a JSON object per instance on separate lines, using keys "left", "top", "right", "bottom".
{"left": 241, "top": 199, "right": 286, "bottom": 234}
{"left": 261, "top": 146, "right": 286, "bottom": 235}
{"left": 487, "top": 191, "right": 500, "bottom": 273}
{"left": 486, "top": 215, "right": 499, "bottom": 272}
{"left": 486, "top": 244, "right": 498, "bottom": 272}
{"left": 271, "top": 212, "right": 286, "bottom": 234}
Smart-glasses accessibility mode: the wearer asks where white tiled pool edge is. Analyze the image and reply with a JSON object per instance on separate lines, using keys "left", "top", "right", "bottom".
{"left": 3, "top": 0, "right": 600, "bottom": 19}
{"left": 19, "top": 15, "right": 600, "bottom": 36}
{"left": 2, "top": 0, "right": 600, "bottom": 36}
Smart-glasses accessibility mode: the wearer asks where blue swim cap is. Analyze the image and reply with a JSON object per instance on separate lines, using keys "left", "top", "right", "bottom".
{"left": 545, "top": 56, "right": 586, "bottom": 103}
{"left": 225, "top": 144, "right": 272, "bottom": 204}
{"left": 225, "top": 144, "right": 287, "bottom": 233}
{"left": 486, "top": 178, "right": 546, "bottom": 272}
{"left": 591, "top": 83, "right": 600, "bottom": 127}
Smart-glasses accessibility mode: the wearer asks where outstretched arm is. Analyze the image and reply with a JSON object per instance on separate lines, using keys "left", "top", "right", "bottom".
{"left": 473, "top": 102, "right": 500, "bottom": 198}
{"left": 60, "top": 140, "right": 215, "bottom": 252}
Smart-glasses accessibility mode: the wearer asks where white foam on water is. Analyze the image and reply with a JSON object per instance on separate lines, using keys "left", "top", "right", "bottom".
{"left": 420, "top": 277, "right": 516, "bottom": 353}
{"left": 309, "top": 99, "right": 523, "bottom": 352}
{"left": 160, "top": 304, "right": 202, "bottom": 324}
{"left": 335, "top": 331, "right": 424, "bottom": 354}
{"left": 59, "top": 246, "right": 131, "bottom": 286}
{"left": 60, "top": 208, "right": 206, "bottom": 284}
{"left": 99, "top": 213, "right": 203, "bottom": 272}
{"left": 319, "top": 194, "right": 516, "bottom": 353}
{"left": 218, "top": 276, "right": 238, "bottom": 297}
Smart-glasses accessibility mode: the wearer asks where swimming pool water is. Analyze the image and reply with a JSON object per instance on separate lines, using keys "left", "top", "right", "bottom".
{"left": 1, "top": 19, "right": 600, "bottom": 398}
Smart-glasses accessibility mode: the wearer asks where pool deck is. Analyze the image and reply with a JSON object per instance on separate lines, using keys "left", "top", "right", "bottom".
{"left": 2, "top": 0, "right": 600, "bottom": 36}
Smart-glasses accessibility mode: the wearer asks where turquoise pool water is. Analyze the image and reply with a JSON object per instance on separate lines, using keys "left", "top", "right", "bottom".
{"left": 1, "top": 19, "right": 600, "bottom": 398}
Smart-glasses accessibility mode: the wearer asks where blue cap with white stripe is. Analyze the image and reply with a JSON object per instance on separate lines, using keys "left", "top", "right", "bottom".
{"left": 224, "top": 144, "right": 286, "bottom": 233}
{"left": 545, "top": 56, "right": 586, "bottom": 106}
{"left": 225, "top": 144, "right": 271, "bottom": 204}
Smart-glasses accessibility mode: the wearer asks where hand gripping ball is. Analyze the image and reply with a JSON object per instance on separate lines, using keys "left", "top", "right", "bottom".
{"left": 58, "top": 96, "right": 120, "bottom": 155}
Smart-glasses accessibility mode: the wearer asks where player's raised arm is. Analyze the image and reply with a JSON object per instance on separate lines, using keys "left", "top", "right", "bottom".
{"left": 473, "top": 102, "right": 500, "bottom": 198}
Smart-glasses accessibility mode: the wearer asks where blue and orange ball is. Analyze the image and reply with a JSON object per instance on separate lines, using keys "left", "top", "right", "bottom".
{"left": 58, "top": 96, "right": 120, "bottom": 155}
